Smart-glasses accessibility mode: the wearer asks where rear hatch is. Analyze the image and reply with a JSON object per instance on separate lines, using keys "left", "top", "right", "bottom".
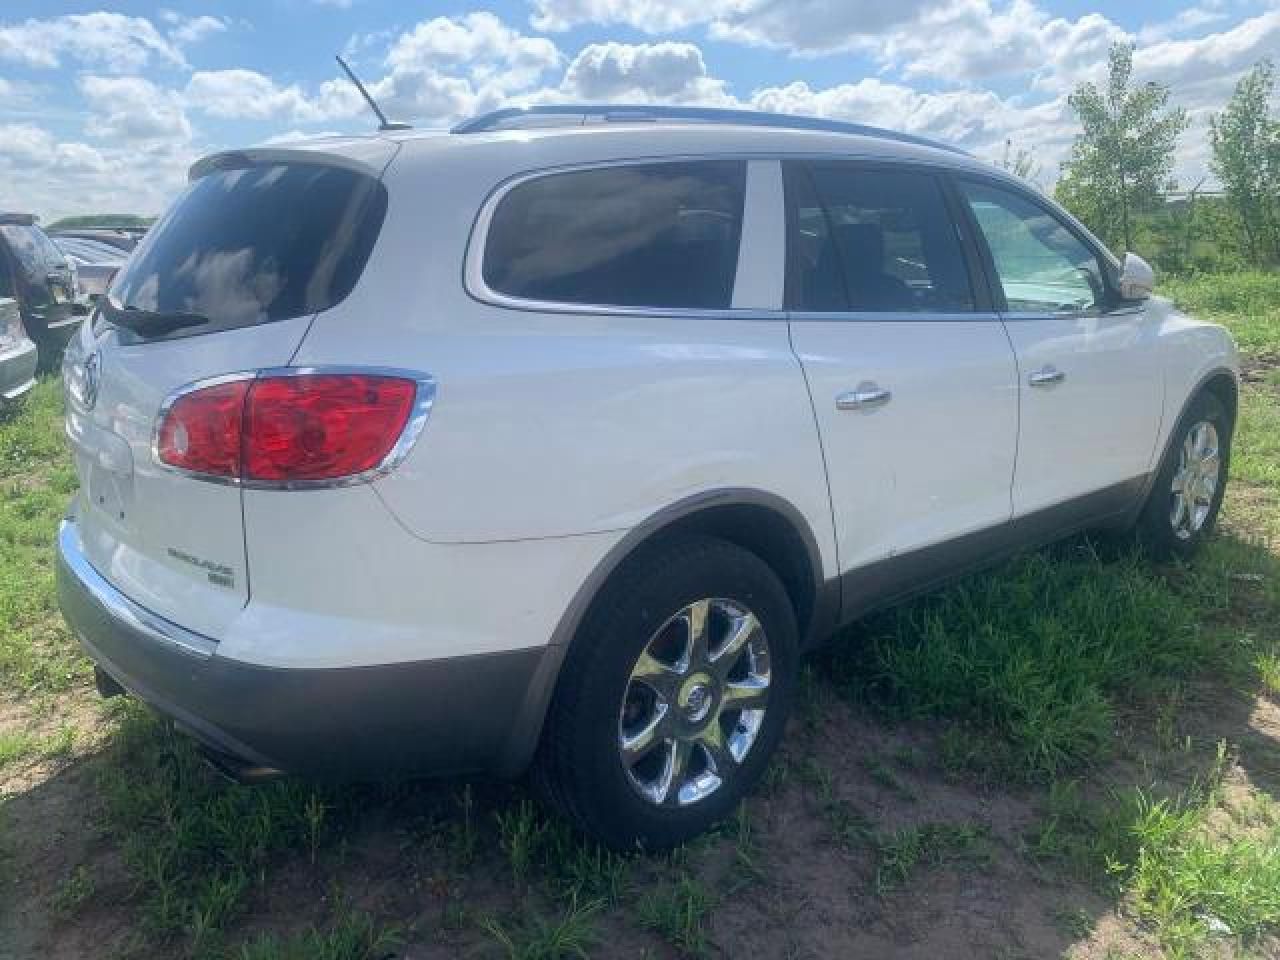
{"left": 63, "top": 144, "right": 393, "bottom": 638}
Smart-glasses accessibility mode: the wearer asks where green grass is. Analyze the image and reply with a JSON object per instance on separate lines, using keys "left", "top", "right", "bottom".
{"left": 481, "top": 895, "right": 601, "bottom": 960}
{"left": 874, "top": 821, "right": 990, "bottom": 893}
{"left": 97, "top": 705, "right": 345, "bottom": 955}
{"left": 237, "top": 910, "right": 401, "bottom": 960}
{"left": 1161, "top": 271, "right": 1280, "bottom": 358}
{"left": 636, "top": 872, "right": 715, "bottom": 957}
{"left": 0, "top": 379, "right": 87, "bottom": 697}
{"left": 824, "top": 544, "right": 1250, "bottom": 781}
{"left": 0, "top": 723, "right": 76, "bottom": 769}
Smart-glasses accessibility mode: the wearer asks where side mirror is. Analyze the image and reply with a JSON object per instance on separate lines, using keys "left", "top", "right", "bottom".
{"left": 1118, "top": 252, "right": 1154, "bottom": 301}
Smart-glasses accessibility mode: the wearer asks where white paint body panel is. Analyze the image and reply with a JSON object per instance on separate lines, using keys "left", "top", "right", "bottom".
{"left": 62, "top": 315, "right": 312, "bottom": 638}
{"left": 230, "top": 485, "right": 623, "bottom": 667}
{"left": 1003, "top": 308, "right": 1166, "bottom": 515}
{"left": 790, "top": 317, "right": 1019, "bottom": 570}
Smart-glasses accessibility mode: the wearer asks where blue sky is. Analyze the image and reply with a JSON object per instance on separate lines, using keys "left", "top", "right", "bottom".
{"left": 1, "top": 1, "right": 1277, "bottom": 220}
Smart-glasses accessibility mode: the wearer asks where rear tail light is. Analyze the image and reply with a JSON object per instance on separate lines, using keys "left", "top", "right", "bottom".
{"left": 154, "top": 370, "right": 431, "bottom": 487}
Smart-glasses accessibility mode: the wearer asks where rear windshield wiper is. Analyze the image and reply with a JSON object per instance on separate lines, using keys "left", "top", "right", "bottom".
{"left": 102, "top": 300, "right": 212, "bottom": 337}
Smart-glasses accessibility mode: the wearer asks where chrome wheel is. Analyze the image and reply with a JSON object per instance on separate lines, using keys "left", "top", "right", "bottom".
{"left": 618, "top": 598, "right": 771, "bottom": 807}
{"left": 1170, "top": 420, "right": 1221, "bottom": 541}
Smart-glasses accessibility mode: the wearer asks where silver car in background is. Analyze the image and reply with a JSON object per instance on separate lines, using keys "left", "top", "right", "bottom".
{"left": 53, "top": 237, "right": 127, "bottom": 303}
{"left": 0, "top": 295, "right": 37, "bottom": 401}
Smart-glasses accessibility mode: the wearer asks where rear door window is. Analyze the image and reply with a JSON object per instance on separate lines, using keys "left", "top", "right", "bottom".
{"left": 482, "top": 160, "right": 747, "bottom": 310}
{"left": 786, "top": 163, "right": 975, "bottom": 313}
{"left": 109, "top": 162, "right": 387, "bottom": 338}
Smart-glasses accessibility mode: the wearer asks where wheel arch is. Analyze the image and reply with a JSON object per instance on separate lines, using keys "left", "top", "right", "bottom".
{"left": 496, "top": 488, "right": 836, "bottom": 777}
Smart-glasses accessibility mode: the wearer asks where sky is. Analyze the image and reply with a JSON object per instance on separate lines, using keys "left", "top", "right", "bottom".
{"left": 1, "top": 1, "right": 1277, "bottom": 222}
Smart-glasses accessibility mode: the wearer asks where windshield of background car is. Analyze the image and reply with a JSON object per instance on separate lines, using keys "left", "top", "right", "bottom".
{"left": 108, "top": 162, "right": 388, "bottom": 337}
{"left": 0, "top": 225, "right": 62, "bottom": 277}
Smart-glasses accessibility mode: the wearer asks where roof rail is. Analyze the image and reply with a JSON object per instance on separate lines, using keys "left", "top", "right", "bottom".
{"left": 450, "top": 104, "right": 969, "bottom": 156}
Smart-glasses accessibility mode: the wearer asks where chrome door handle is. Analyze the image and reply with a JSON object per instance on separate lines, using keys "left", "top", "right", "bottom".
{"left": 1028, "top": 366, "right": 1065, "bottom": 387}
{"left": 835, "top": 385, "right": 892, "bottom": 411}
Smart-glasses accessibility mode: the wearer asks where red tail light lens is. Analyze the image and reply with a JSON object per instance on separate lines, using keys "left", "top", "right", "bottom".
{"left": 243, "top": 375, "right": 417, "bottom": 482}
{"left": 155, "top": 372, "right": 421, "bottom": 485}
{"left": 155, "top": 379, "right": 251, "bottom": 478}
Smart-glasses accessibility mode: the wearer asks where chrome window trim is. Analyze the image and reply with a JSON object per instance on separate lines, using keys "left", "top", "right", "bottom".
{"left": 787, "top": 310, "right": 1001, "bottom": 324}
{"left": 463, "top": 154, "right": 788, "bottom": 319}
{"left": 151, "top": 365, "right": 437, "bottom": 491}
{"left": 462, "top": 151, "right": 1015, "bottom": 319}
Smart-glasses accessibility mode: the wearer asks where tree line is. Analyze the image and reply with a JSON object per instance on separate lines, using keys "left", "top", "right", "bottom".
{"left": 1022, "top": 43, "right": 1279, "bottom": 273}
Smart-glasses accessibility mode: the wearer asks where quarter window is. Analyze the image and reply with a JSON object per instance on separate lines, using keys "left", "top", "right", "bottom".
{"left": 787, "top": 163, "right": 974, "bottom": 313}
{"left": 482, "top": 161, "right": 747, "bottom": 310}
{"left": 959, "top": 180, "right": 1108, "bottom": 314}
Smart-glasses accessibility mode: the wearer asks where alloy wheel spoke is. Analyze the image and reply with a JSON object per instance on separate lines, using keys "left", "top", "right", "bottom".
{"left": 721, "top": 678, "right": 769, "bottom": 712}
{"left": 621, "top": 705, "right": 669, "bottom": 766}
{"left": 657, "top": 738, "right": 694, "bottom": 804}
{"left": 1171, "top": 491, "right": 1189, "bottom": 530}
{"left": 631, "top": 650, "right": 682, "bottom": 700}
{"left": 684, "top": 599, "right": 712, "bottom": 670}
{"left": 697, "top": 724, "right": 735, "bottom": 777}
{"left": 712, "top": 612, "right": 760, "bottom": 677}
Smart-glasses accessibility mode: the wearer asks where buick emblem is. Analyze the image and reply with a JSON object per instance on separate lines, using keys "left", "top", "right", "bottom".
{"left": 80, "top": 349, "right": 102, "bottom": 410}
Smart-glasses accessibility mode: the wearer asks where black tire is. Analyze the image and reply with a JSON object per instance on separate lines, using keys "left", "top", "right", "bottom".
{"left": 535, "top": 536, "right": 798, "bottom": 851}
{"left": 1136, "top": 391, "right": 1232, "bottom": 560}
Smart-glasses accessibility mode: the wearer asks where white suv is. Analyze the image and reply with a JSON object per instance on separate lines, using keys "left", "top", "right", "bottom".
{"left": 57, "top": 106, "right": 1239, "bottom": 849}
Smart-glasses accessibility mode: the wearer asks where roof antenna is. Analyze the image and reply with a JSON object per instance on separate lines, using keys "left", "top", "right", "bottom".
{"left": 335, "top": 55, "right": 411, "bottom": 131}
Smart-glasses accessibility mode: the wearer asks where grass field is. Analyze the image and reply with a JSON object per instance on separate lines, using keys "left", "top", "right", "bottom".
{"left": 1, "top": 272, "right": 1278, "bottom": 959}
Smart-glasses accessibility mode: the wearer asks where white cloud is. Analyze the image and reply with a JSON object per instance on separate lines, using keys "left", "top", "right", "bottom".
{"left": 80, "top": 75, "right": 192, "bottom": 142}
{"left": 882, "top": 0, "right": 1126, "bottom": 90}
{"left": 0, "top": 123, "right": 56, "bottom": 166}
{"left": 385, "top": 12, "right": 563, "bottom": 97}
{"left": 0, "top": 13, "right": 185, "bottom": 72}
{"left": 1138, "top": 3, "right": 1228, "bottom": 45}
{"left": 185, "top": 70, "right": 322, "bottom": 122}
{"left": 557, "top": 42, "right": 731, "bottom": 103}
{"left": 0, "top": 122, "right": 196, "bottom": 222}
{"left": 748, "top": 77, "right": 1074, "bottom": 157}
{"left": 167, "top": 14, "right": 230, "bottom": 48}
{"left": 531, "top": 0, "right": 730, "bottom": 33}
{"left": 1135, "top": 10, "right": 1280, "bottom": 108}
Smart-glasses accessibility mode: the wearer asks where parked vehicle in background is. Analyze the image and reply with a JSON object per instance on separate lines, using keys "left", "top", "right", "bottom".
{"left": 49, "top": 227, "right": 144, "bottom": 254}
{"left": 53, "top": 237, "right": 126, "bottom": 303}
{"left": 0, "top": 288, "right": 37, "bottom": 401}
{"left": 0, "top": 214, "right": 78, "bottom": 367}
{"left": 56, "top": 106, "right": 1240, "bottom": 851}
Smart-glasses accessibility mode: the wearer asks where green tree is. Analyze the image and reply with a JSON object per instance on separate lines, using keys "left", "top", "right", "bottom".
{"left": 1055, "top": 42, "right": 1188, "bottom": 252}
{"left": 1209, "top": 58, "right": 1280, "bottom": 266}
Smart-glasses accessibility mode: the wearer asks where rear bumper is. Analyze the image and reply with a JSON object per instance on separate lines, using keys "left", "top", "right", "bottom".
{"left": 56, "top": 517, "right": 548, "bottom": 779}
{"left": 0, "top": 336, "right": 37, "bottom": 401}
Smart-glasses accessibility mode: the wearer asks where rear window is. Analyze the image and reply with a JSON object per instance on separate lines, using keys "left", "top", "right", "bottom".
{"left": 109, "top": 162, "right": 387, "bottom": 338}
{"left": 482, "top": 160, "right": 746, "bottom": 310}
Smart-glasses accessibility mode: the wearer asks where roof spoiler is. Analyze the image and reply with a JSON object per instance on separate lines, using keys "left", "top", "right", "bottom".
{"left": 188, "top": 147, "right": 380, "bottom": 182}
{"left": 0, "top": 213, "right": 37, "bottom": 226}
{"left": 450, "top": 104, "right": 970, "bottom": 156}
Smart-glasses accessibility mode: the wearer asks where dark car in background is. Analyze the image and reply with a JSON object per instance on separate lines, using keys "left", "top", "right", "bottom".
{"left": 0, "top": 214, "right": 80, "bottom": 369}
